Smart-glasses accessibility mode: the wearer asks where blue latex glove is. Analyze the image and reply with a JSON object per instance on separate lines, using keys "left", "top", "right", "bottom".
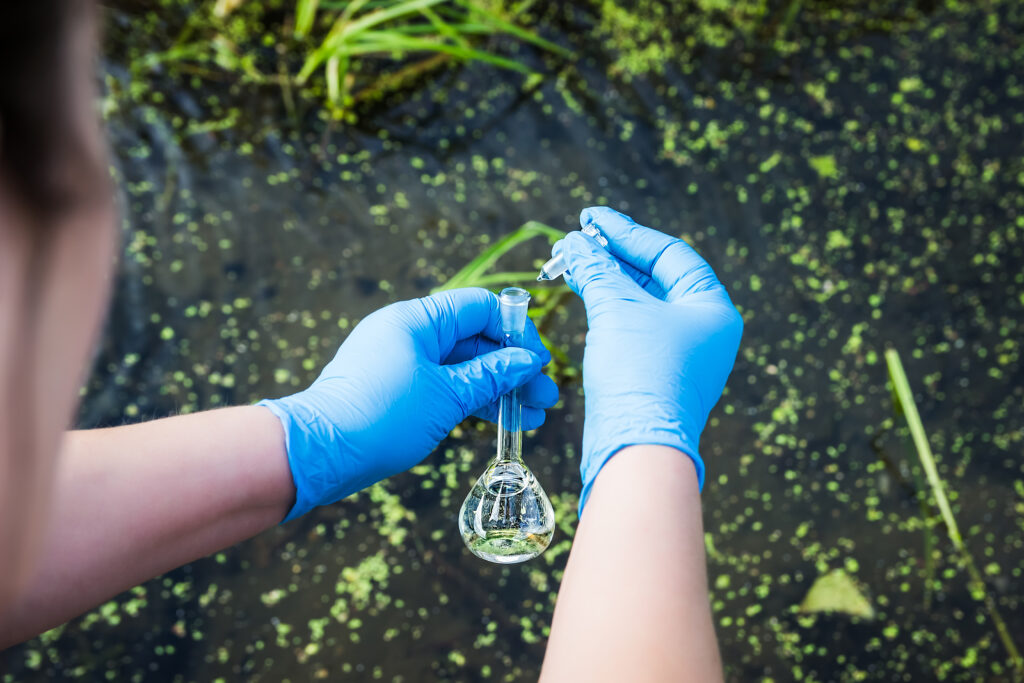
{"left": 553, "top": 206, "right": 743, "bottom": 514}
{"left": 260, "top": 287, "right": 558, "bottom": 522}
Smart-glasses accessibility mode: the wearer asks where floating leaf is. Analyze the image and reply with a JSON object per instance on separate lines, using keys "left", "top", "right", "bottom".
{"left": 799, "top": 569, "right": 874, "bottom": 619}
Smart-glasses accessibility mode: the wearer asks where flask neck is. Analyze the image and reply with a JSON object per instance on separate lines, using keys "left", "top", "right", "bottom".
{"left": 494, "top": 385, "right": 524, "bottom": 465}
{"left": 493, "top": 298, "right": 529, "bottom": 467}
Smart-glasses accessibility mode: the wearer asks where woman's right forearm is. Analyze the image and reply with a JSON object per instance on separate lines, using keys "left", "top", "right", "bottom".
{"left": 541, "top": 445, "right": 723, "bottom": 683}
{"left": 0, "top": 407, "right": 293, "bottom": 649}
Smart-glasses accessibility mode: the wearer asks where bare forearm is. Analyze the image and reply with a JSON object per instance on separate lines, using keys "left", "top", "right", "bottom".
{"left": 541, "top": 446, "right": 722, "bottom": 682}
{"left": 0, "top": 406, "right": 293, "bottom": 648}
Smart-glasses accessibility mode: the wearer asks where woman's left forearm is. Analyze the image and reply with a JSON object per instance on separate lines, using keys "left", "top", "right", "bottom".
{"left": 0, "top": 406, "right": 293, "bottom": 648}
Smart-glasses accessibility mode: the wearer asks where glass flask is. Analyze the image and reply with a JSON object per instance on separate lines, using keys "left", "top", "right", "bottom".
{"left": 458, "top": 287, "right": 555, "bottom": 563}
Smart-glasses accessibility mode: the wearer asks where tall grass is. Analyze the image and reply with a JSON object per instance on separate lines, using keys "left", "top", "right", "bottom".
{"left": 131, "top": 0, "right": 568, "bottom": 120}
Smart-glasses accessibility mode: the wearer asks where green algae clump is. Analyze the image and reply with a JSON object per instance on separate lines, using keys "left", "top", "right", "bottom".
{"left": 799, "top": 569, "right": 874, "bottom": 620}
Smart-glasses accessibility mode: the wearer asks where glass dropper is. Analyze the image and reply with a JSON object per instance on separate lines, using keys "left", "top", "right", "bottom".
{"left": 536, "top": 223, "right": 609, "bottom": 281}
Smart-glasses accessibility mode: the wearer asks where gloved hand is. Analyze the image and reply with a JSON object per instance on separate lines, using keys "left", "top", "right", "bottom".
{"left": 260, "top": 287, "right": 558, "bottom": 522}
{"left": 553, "top": 206, "right": 743, "bottom": 514}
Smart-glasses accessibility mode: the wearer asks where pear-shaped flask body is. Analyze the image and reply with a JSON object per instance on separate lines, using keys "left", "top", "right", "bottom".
{"left": 458, "top": 458, "right": 555, "bottom": 564}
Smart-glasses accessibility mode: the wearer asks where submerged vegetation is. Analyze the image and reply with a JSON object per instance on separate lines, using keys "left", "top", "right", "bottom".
{"left": 4, "top": 0, "right": 1024, "bottom": 680}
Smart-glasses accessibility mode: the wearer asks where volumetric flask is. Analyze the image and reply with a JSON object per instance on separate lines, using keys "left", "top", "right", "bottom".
{"left": 458, "top": 287, "right": 555, "bottom": 563}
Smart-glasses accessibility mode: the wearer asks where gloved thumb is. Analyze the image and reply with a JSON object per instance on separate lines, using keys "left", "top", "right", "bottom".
{"left": 444, "top": 347, "right": 542, "bottom": 419}
{"left": 557, "top": 231, "right": 647, "bottom": 309}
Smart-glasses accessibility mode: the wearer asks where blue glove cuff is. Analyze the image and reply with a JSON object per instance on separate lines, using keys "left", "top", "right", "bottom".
{"left": 578, "top": 429, "right": 704, "bottom": 517}
{"left": 258, "top": 398, "right": 360, "bottom": 523}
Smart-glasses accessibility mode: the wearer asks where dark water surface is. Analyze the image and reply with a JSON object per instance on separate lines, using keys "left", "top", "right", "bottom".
{"left": 4, "top": 2, "right": 1024, "bottom": 681}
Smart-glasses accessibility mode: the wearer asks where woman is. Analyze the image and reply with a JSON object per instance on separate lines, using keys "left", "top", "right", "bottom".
{"left": 0, "top": 3, "right": 741, "bottom": 680}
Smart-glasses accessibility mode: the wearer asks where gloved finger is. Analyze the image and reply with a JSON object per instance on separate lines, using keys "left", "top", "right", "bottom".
{"left": 444, "top": 347, "right": 543, "bottom": 420}
{"left": 580, "top": 206, "right": 726, "bottom": 303}
{"left": 520, "top": 315, "right": 550, "bottom": 364}
{"left": 522, "top": 406, "right": 546, "bottom": 431}
{"left": 555, "top": 231, "right": 649, "bottom": 310}
{"left": 414, "top": 287, "right": 497, "bottom": 360}
{"left": 552, "top": 232, "right": 665, "bottom": 298}
{"left": 522, "top": 371, "right": 559, "bottom": 407}
{"left": 472, "top": 403, "right": 548, "bottom": 431}
{"left": 444, "top": 317, "right": 551, "bottom": 366}
{"left": 471, "top": 371, "right": 558, "bottom": 422}
{"left": 619, "top": 257, "right": 667, "bottom": 299}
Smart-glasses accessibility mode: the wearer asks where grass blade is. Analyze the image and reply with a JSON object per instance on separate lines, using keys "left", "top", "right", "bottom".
{"left": 885, "top": 349, "right": 962, "bottom": 548}
{"left": 295, "top": 0, "right": 320, "bottom": 38}
{"left": 885, "top": 349, "right": 1023, "bottom": 674}
{"left": 452, "top": 0, "right": 571, "bottom": 57}
{"left": 298, "top": 0, "right": 449, "bottom": 82}
{"left": 341, "top": 0, "right": 449, "bottom": 38}
{"left": 418, "top": 5, "right": 470, "bottom": 48}
{"left": 360, "top": 22, "right": 493, "bottom": 36}
{"left": 339, "top": 0, "right": 373, "bottom": 22}
{"left": 447, "top": 271, "right": 540, "bottom": 288}
{"left": 334, "top": 36, "right": 533, "bottom": 73}
{"left": 320, "top": 0, "right": 393, "bottom": 7}
{"left": 434, "top": 221, "right": 564, "bottom": 292}
{"left": 326, "top": 55, "right": 341, "bottom": 104}
{"left": 133, "top": 42, "right": 208, "bottom": 71}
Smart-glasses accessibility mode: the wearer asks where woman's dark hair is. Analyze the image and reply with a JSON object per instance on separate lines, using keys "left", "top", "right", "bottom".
{"left": 0, "top": 1, "right": 107, "bottom": 221}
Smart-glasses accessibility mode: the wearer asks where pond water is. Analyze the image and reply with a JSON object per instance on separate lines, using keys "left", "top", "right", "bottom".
{"left": 4, "top": 1, "right": 1024, "bottom": 681}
